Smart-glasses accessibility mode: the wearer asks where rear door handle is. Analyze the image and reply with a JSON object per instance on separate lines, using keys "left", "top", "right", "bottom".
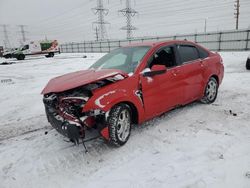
{"left": 200, "top": 60, "right": 205, "bottom": 67}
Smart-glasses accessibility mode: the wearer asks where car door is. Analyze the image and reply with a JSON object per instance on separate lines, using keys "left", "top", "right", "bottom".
{"left": 176, "top": 44, "right": 205, "bottom": 104}
{"left": 140, "top": 45, "right": 184, "bottom": 120}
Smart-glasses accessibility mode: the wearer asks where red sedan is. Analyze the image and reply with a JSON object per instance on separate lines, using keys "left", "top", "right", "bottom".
{"left": 42, "top": 40, "right": 224, "bottom": 146}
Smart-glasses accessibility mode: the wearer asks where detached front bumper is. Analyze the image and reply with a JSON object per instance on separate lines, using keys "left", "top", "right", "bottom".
{"left": 45, "top": 106, "right": 83, "bottom": 143}
{"left": 43, "top": 92, "right": 109, "bottom": 143}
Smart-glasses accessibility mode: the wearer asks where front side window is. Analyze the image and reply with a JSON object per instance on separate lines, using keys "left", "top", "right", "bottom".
{"left": 21, "top": 45, "right": 29, "bottom": 51}
{"left": 178, "top": 45, "right": 199, "bottom": 63}
{"left": 148, "top": 46, "right": 176, "bottom": 68}
{"left": 90, "top": 46, "right": 150, "bottom": 73}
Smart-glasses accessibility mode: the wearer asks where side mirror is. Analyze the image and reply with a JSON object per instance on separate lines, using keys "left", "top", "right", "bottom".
{"left": 143, "top": 65, "right": 166, "bottom": 77}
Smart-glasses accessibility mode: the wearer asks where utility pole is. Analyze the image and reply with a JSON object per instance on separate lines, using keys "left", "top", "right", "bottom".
{"left": 17, "top": 25, "right": 28, "bottom": 45}
{"left": 92, "top": 0, "right": 109, "bottom": 40}
{"left": 95, "top": 26, "right": 99, "bottom": 41}
{"left": 234, "top": 0, "right": 240, "bottom": 30}
{"left": 204, "top": 18, "right": 207, "bottom": 33}
{"left": 0, "top": 24, "right": 11, "bottom": 49}
{"left": 119, "top": 0, "right": 138, "bottom": 39}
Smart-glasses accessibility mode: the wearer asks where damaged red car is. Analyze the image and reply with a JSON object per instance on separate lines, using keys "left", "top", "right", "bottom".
{"left": 42, "top": 40, "right": 224, "bottom": 146}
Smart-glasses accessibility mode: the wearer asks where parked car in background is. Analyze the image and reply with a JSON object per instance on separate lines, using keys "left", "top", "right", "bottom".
{"left": 10, "top": 40, "right": 60, "bottom": 60}
{"left": 42, "top": 40, "right": 224, "bottom": 147}
{"left": 0, "top": 46, "right": 3, "bottom": 57}
{"left": 246, "top": 55, "right": 250, "bottom": 70}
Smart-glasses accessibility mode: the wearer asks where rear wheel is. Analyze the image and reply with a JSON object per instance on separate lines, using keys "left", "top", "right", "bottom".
{"left": 107, "top": 104, "right": 132, "bottom": 147}
{"left": 49, "top": 52, "right": 54, "bottom": 57}
{"left": 4, "top": 54, "right": 11, "bottom": 59}
{"left": 201, "top": 77, "right": 218, "bottom": 104}
{"left": 45, "top": 52, "right": 54, "bottom": 58}
{"left": 246, "top": 58, "right": 250, "bottom": 70}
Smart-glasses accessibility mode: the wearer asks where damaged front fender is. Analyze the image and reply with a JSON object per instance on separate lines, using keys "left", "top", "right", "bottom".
{"left": 82, "top": 76, "right": 145, "bottom": 124}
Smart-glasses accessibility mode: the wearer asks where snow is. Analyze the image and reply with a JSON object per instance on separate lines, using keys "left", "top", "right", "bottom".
{"left": 0, "top": 52, "right": 250, "bottom": 188}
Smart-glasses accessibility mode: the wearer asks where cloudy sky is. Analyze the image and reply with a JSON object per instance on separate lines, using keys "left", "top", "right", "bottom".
{"left": 0, "top": 0, "right": 249, "bottom": 47}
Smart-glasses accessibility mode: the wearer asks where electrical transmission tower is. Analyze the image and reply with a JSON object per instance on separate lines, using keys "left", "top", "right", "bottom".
{"left": 17, "top": 25, "right": 28, "bottom": 45}
{"left": 0, "top": 24, "right": 11, "bottom": 49}
{"left": 92, "top": 0, "right": 109, "bottom": 40}
{"left": 234, "top": 0, "right": 240, "bottom": 30}
{"left": 119, "top": 0, "right": 138, "bottom": 39}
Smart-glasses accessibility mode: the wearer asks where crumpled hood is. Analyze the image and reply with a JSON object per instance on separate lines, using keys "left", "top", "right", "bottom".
{"left": 41, "top": 69, "right": 128, "bottom": 94}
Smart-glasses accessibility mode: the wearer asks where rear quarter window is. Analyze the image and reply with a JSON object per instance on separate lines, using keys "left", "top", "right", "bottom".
{"left": 197, "top": 46, "right": 209, "bottom": 59}
{"left": 178, "top": 45, "right": 199, "bottom": 63}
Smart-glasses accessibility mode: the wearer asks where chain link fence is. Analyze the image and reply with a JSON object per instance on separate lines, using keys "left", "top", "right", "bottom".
{"left": 60, "top": 29, "right": 250, "bottom": 53}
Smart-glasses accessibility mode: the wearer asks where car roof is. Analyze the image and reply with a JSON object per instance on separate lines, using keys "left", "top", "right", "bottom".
{"left": 124, "top": 40, "right": 197, "bottom": 48}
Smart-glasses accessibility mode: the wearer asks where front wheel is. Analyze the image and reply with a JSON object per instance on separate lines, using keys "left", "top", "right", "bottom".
{"left": 107, "top": 104, "right": 132, "bottom": 147}
{"left": 17, "top": 54, "right": 25, "bottom": 60}
{"left": 201, "top": 77, "right": 218, "bottom": 104}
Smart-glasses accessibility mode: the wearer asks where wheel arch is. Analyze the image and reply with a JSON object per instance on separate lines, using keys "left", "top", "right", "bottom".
{"left": 210, "top": 74, "right": 219, "bottom": 84}
{"left": 111, "top": 101, "right": 139, "bottom": 125}
{"left": 201, "top": 74, "right": 219, "bottom": 98}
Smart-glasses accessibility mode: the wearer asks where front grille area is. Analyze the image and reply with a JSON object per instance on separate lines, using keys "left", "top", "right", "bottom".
{"left": 43, "top": 94, "right": 83, "bottom": 142}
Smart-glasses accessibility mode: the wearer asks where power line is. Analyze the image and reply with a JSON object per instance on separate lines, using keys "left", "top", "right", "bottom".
{"left": 31, "top": 1, "right": 92, "bottom": 26}
{"left": 92, "top": 0, "right": 110, "bottom": 40}
{"left": 0, "top": 24, "right": 11, "bottom": 49}
{"left": 234, "top": 0, "right": 240, "bottom": 30}
{"left": 119, "top": 0, "right": 138, "bottom": 39}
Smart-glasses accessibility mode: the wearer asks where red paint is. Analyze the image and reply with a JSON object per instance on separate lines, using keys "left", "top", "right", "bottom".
{"left": 42, "top": 40, "right": 224, "bottom": 140}
{"left": 83, "top": 116, "right": 95, "bottom": 128}
{"left": 100, "top": 127, "right": 110, "bottom": 141}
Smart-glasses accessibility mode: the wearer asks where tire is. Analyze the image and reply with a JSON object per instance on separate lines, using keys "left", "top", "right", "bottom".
{"left": 45, "top": 52, "right": 54, "bottom": 58}
{"left": 107, "top": 104, "right": 132, "bottom": 147}
{"left": 4, "top": 54, "right": 11, "bottom": 59}
{"left": 200, "top": 77, "right": 218, "bottom": 104}
{"left": 17, "top": 54, "right": 25, "bottom": 60}
{"left": 50, "top": 52, "right": 54, "bottom": 57}
{"left": 246, "top": 58, "right": 250, "bottom": 70}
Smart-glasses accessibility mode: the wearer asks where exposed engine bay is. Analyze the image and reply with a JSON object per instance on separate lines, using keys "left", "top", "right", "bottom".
{"left": 43, "top": 80, "right": 112, "bottom": 144}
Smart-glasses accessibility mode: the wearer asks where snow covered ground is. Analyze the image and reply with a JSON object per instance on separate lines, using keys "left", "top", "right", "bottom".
{"left": 0, "top": 52, "right": 250, "bottom": 188}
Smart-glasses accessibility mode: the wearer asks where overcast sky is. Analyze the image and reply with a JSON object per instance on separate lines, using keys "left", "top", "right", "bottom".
{"left": 0, "top": 0, "right": 249, "bottom": 47}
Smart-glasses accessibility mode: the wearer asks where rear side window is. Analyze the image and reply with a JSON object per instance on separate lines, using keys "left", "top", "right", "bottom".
{"left": 197, "top": 46, "right": 209, "bottom": 59}
{"left": 178, "top": 45, "right": 199, "bottom": 63}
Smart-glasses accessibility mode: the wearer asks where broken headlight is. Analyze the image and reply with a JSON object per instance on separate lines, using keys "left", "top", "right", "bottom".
{"left": 60, "top": 97, "right": 88, "bottom": 118}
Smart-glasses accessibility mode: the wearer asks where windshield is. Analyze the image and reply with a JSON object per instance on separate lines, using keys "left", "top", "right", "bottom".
{"left": 90, "top": 46, "right": 150, "bottom": 73}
